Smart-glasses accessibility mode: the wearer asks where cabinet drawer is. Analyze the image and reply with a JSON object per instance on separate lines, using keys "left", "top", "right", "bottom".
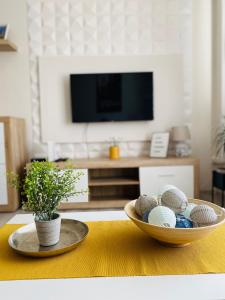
{"left": 0, "top": 164, "right": 8, "bottom": 205}
{"left": 61, "top": 169, "right": 89, "bottom": 203}
{"left": 139, "top": 166, "right": 194, "bottom": 197}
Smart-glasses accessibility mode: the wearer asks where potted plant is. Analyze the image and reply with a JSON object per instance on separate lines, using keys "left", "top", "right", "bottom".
{"left": 9, "top": 161, "right": 85, "bottom": 247}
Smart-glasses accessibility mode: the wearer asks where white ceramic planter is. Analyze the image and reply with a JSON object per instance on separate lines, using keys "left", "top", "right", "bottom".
{"left": 35, "top": 213, "right": 61, "bottom": 246}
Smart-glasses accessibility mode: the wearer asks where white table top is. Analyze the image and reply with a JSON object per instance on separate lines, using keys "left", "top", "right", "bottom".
{"left": 1, "top": 210, "right": 225, "bottom": 300}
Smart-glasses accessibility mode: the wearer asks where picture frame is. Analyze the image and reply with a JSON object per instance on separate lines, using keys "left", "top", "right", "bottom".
{"left": 150, "top": 132, "right": 170, "bottom": 158}
{"left": 0, "top": 24, "right": 9, "bottom": 39}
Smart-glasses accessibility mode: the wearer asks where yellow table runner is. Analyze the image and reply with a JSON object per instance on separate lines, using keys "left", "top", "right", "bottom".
{"left": 1, "top": 220, "right": 225, "bottom": 281}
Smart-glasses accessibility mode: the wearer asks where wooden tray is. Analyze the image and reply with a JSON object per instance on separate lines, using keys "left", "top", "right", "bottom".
{"left": 8, "top": 219, "right": 89, "bottom": 257}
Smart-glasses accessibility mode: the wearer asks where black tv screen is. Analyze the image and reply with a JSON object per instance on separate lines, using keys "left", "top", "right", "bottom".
{"left": 70, "top": 72, "right": 154, "bottom": 123}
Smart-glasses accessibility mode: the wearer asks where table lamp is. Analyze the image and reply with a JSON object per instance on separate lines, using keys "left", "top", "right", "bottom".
{"left": 171, "top": 126, "right": 191, "bottom": 157}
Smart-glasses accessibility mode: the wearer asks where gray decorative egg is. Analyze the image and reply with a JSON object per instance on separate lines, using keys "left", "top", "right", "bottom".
{"left": 159, "top": 184, "right": 178, "bottom": 196}
{"left": 190, "top": 205, "right": 217, "bottom": 226}
{"left": 135, "top": 194, "right": 158, "bottom": 217}
{"left": 161, "top": 188, "right": 188, "bottom": 214}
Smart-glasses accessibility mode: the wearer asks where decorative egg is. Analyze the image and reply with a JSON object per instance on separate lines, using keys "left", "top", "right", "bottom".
{"left": 135, "top": 194, "right": 158, "bottom": 217}
{"left": 161, "top": 188, "right": 188, "bottom": 213}
{"left": 176, "top": 214, "right": 193, "bottom": 228}
{"left": 148, "top": 206, "right": 176, "bottom": 228}
{"left": 182, "top": 203, "right": 197, "bottom": 219}
{"left": 142, "top": 210, "right": 150, "bottom": 223}
{"left": 159, "top": 184, "right": 178, "bottom": 195}
{"left": 190, "top": 205, "right": 217, "bottom": 226}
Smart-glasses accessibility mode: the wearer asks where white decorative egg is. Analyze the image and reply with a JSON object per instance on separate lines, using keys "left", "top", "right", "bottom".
{"left": 148, "top": 206, "right": 176, "bottom": 228}
{"left": 159, "top": 184, "right": 178, "bottom": 195}
{"left": 190, "top": 205, "right": 217, "bottom": 226}
{"left": 182, "top": 203, "right": 197, "bottom": 219}
{"left": 135, "top": 194, "right": 158, "bottom": 217}
{"left": 161, "top": 188, "right": 188, "bottom": 213}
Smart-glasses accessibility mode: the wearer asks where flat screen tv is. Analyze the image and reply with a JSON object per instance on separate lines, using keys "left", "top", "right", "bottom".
{"left": 70, "top": 72, "right": 154, "bottom": 123}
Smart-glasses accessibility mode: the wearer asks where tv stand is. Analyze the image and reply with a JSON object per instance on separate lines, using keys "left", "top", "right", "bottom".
{"left": 57, "top": 157, "right": 200, "bottom": 210}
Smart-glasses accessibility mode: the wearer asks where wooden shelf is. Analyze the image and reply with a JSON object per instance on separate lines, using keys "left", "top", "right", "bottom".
{"left": 57, "top": 156, "right": 199, "bottom": 169}
{"left": 89, "top": 177, "right": 140, "bottom": 186}
{"left": 55, "top": 157, "right": 200, "bottom": 210}
{"left": 59, "top": 199, "right": 130, "bottom": 210}
{"left": 0, "top": 39, "right": 17, "bottom": 51}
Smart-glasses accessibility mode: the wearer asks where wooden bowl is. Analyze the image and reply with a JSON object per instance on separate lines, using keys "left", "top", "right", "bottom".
{"left": 124, "top": 199, "right": 225, "bottom": 247}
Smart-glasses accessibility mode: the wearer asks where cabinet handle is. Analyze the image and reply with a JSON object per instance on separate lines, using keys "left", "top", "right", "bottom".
{"left": 158, "top": 174, "right": 175, "bottom": 178}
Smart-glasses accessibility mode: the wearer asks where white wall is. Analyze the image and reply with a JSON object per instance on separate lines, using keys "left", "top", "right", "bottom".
{"left": 0, "top": 0, "right": 32, "bottom": 155}
{"left": 27, "top": 0, "right": 192, "bottom": 157}
{"left": 192, "top": 0, "right": 212, "bottom": 190}
{"left": 212, "top": 0, "right": 225, "bottom": 162}
{"left": 0, "top": 0, "right": 213, "bottom": 191}
{"left": 39, "top": 55, "right": 183, "bottom": 143}
{"left": 212, "top": 0, "right": 223, "bottom": 137}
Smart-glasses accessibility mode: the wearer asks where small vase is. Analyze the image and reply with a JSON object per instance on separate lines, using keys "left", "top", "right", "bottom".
{"left": 35, "top": 213, "right": 61, "bottom": 246}
{"left": 109, "top": 146, "right": 120, "bottom": 160}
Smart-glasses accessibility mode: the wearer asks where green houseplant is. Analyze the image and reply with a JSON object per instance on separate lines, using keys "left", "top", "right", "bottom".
{"left": 9, "top": 161, "right": 85, "bottom": 246}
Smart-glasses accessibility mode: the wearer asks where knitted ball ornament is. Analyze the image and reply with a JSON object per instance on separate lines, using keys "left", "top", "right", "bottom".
{"left": 159, "top": 184, "right": 178, "bottom": 196}
{"left": 190, "top": 205, "right": 217, "bottom": 226}
{"left": 161, "top": 188, "right": 188, "bottom": 214}
{"left": 135, "top": 195, "right": 158, "bottom": 217}
{"left": 148, "top": 206, "right": 176, "bottom": 228}
{"left": 176, "top": 214, "right": 193, "bottom": 228}
{"left": 182, "top": 203, "right": 197, "bottom": 219}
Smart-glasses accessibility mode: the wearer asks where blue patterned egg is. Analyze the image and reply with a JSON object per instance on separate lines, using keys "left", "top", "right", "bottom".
{"left": 142, "top": 211, "right": 150, "bottom": 223}
{"left": 176, "top": 214, "right": 193, "bottom": 228}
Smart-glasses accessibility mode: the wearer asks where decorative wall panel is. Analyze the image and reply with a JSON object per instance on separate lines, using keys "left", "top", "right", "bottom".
{"left": 27, "top": 0, "right": 192, "bottom": 159}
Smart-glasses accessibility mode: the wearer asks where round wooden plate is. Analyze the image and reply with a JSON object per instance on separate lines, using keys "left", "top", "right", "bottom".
{"left": 8, "top": 219, "right": 89, "bottom": 257}
{"left": 125, "top": 199, "right": 225, "bottom": 247}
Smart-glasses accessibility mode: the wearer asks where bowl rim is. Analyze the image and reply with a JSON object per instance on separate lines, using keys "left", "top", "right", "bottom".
{"left": 124, "top": 199, "right": 225, "bottom": 231}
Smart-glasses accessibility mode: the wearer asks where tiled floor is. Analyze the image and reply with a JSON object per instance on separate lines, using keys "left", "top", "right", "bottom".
{"left": 0, "top": 191, "right": 223, "bottom": 227}
{"left": 0, "top": 207, "right": 121, "bottom": 227}
{"left": 0, "top": 212, "right": 15, "bottom": 227}
{"left": 0, "top": 210, "right": 25, "bottom": 227}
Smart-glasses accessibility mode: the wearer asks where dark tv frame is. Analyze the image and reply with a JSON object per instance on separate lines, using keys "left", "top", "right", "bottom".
{"left": 70, "top": 71, "right": 154, "bottom": 123}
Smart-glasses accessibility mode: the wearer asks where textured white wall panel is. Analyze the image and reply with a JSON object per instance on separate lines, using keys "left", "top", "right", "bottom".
{"left": 27, "top": 0, "right": 192, "bottom": 159}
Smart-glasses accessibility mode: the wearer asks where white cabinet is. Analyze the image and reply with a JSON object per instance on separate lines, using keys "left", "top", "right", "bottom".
{"left": 61, "top": 169, "right": 89, "bottom": 203}
{"left": 139, "top": 166, "right": 194, "bottom": 197}
{"left": 57, "top": 157, "right": 199, "bottom": 209}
